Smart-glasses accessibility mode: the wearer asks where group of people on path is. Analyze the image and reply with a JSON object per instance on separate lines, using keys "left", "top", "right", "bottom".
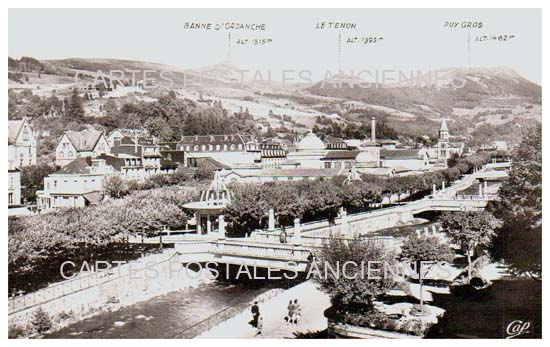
{"left": 249, "top": 298, "right": 302, "bottom": 337}
{"left": 285, "top": 299, "right": 301, "bottom": 326}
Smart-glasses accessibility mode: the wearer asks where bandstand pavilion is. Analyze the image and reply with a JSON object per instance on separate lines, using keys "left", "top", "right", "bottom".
{"left": 183, "top": 171, "right": 231, "bottom": 238}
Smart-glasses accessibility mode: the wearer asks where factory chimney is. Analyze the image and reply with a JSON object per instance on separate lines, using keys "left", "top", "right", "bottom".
{"left": 371, "top": 117, "right": 376, "bottom": 142}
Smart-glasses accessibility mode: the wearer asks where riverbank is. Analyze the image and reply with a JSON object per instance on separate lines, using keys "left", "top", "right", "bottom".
{"left": 9, "top": 250, "right": 216, "bottom": 338}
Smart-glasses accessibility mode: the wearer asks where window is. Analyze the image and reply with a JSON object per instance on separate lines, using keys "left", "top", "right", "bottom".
{"left": 324, "top": 162, "right": 331, "bottom": 169}
{"left": 230, "top": 144, "right": 235, "bottom": 150}
{"left": 59, "top": 151, "right": 64, "bottom": 158}
{"left": 238, "top": 144, "right": 243, "bottom": 150}
{"left": 68, "top": 151, "right": 73, "bottom": 157}
{"left": 194, "top": 145, "right": 199, "bottom": 151}
{"left": 208, "top": 145, "right": 213, "bottom": 151}
{"left": 54, "top": 180, "right": 57, "bottom": 187}
{"left": 216, "top": 144, "right": 220, "bottom": 151}
{"left": 23, "top": 129, "right": 29, "bottom": 141}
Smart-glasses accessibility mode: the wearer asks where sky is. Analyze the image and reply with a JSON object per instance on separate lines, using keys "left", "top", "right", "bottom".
{"left": 8, "top": 8, "right": 542, "bottom": 84}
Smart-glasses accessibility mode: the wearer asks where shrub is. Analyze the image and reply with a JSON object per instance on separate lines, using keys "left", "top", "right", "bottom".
{"left": 56, "top": 310, "right": 74, "bottom": 321}
{"left": 30, "top": 307, "right": 52, "bottom": 334}
{"left": 8, "top": 324, "right": 26, "bottom": 338}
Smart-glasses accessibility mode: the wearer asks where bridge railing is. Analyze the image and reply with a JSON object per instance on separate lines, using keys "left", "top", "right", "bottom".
{"left": 301, "top": 235, "right": 396, "bottom": 249}
{"left": 211, "top": 242, "right": 311, "bottom": 262}
{"left": 447, "top": 194, "right": 498, "bottom": 201}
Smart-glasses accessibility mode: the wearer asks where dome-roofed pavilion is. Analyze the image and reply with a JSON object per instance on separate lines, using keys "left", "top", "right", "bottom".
{"left": 296, "top": 132, "right": 326, "bottom": 151}
{"left": 183, "top": 171, "right": 231, "bottom": 237}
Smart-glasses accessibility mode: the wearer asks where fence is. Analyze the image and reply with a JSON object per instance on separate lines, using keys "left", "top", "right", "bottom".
{"left": 170, "top": 288, "right": 284, "bottom": 338}
{"left": 8, "top": 251, "right": 178, "bottom": 315}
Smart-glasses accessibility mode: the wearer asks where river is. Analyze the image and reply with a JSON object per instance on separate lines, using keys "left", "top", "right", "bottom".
{"left": 46, "top": 282, "right": 267, "bottom": 339}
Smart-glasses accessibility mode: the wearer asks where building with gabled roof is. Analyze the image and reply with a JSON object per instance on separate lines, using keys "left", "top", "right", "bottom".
{"left": 107, "top": 128, "right": 149, "bottom": 147}
{"left": 380, "top": 148, "right": 431, "bottom": 172}
{"left": 8, "top": 119, "right": 37, "bottom": 168}
{"left": 55, "top": 130, "right": 110, "bottom": 167}
{"left": 37, "top": 157, "right": 119, "bottom": 211}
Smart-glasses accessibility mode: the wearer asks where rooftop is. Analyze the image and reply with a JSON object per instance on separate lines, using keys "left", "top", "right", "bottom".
{"left": 8, "top": 119, "right": 26, "bottom": 145}
{"left": 64, "top": 130, "right": 104, "bottom": 152}
{"left": 380, "top": 149, "right": 424, "bottom": 160}
{"left": 321, "top": 150, "right": 360, "bottom": 160}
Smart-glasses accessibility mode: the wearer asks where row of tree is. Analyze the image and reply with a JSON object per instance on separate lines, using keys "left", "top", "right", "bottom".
{"left": 8, "top": 186, "right": 197, "bottom": 282}
{"left": 225, "top": 152, "right": 494, "bottom": 236}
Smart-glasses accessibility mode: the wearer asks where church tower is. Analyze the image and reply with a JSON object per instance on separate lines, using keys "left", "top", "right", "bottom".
{"left": 437, "top": 118, "right": 450, "bottom": 159}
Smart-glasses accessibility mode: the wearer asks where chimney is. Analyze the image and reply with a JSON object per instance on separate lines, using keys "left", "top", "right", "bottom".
{"left": 371, "top": 117, "right": 376, "bottom": 142}
{"left": 134, "top": 133, "right": 138, "bottom": 154}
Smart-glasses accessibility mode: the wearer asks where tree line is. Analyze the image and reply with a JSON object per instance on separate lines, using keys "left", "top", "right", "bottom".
{"left": 224, "top": 152, "right": 494, "bottom": 237}
{"left": 8, "top": 186, "right": 198, "bottom": 292}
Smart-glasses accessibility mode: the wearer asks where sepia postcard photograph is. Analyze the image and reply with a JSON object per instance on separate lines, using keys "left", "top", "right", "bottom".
{"left": 5, "top": 3, "right": 544, "bottom": 341}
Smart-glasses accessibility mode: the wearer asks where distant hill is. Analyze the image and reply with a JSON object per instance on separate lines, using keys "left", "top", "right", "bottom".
{"left": 8, "top": 57, "right": 542, "bottom": 144}
{"left": 306, "top": 67, "right": 541, "bottom": 114}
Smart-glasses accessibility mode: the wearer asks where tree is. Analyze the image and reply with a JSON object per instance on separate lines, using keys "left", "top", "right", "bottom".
{"left": 103, "top": 175, "right": 128, "bottom": 199}
{"left": 66, "top": 88, "right": 84, "bottom": 120}
{"left": 440, "top": 211, "right": 501, "bottom": 279}
{"left": 313, "top": 237, "right": 396, "bottom": 311}
{"left": 490, "top": 124, "right": 542, "bottom": 279}
{"left": 399, "top": 233, "right": 454, "bottom": 314}
{"left": 447, "top": 153, "right": 461, "bottom": 168}
{"left": 20, "top": 164, "right": 59, "bottom": 202}
{"left": 31, "top": 307, "right": 52, "bottom": 334}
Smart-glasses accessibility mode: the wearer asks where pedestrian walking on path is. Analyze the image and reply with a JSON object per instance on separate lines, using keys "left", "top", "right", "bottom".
{"left": 293, "top": 299, "right": 301, "bottom": 325}
{"left": 255, "top": 316, "right": 264, "bottom": 336}
{"left": 250, "top": 301, "right": 260, "bottom": 328}
{"left": 285, "top": 300, "right": 295, "bottom": 325}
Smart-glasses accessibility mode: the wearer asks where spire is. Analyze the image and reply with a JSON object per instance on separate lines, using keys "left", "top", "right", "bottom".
{"left": 440, "top": 118, "right": 449, "bottom": 132}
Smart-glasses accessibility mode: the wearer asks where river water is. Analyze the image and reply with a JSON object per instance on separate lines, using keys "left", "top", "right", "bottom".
{"left": 46, "top": 282, "right": 267, "bottom": 339}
